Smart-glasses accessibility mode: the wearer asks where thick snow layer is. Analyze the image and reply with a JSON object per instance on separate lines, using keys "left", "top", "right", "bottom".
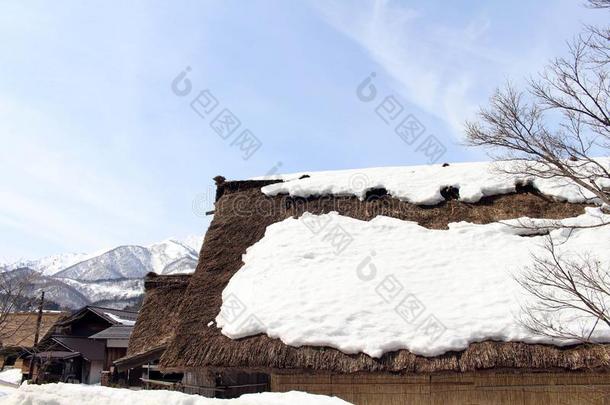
{"left": 1, "top": 383, "right": 352, "bottom": 405}
{"left": 259, "top": 160, "right": 610, "bottom": 205}
{"left": 216, "top": 209, "right": 610, "bottom": 358}
{"left": 0, "top": 369, "right": 21, "bottom": 385}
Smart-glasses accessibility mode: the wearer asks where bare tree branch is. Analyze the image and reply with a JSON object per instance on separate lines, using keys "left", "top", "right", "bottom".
{"left": 0, "top": 270, "right": 41, "bottom": 345}
{"left": 516, "top": 237, "right": 610, "bottom": 343}
{"left": 587, "top": 0, "right": 610, "bottom": 9}
{"left": 467, "top": 12, "right": 610, "bottom": 346}
{"left": 466, "top": 23, "right": 610, "bottom": 210}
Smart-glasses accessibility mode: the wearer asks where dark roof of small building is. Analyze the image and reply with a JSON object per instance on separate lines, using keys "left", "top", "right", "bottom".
{"left": 55, "top": 306, "right": 138, "bottom": 328}
{"left": 51, "top": 336, "right": 105, "bottom": 361}
{"left": 88, "top": 307, "right": 138, "bottom": 324}
{"left": 114, "top": 345, "right": 167, "bottom": 371}
{"left": 89, "top": 325, "right": 133, "bottom": 340}
{"left": 36, "top": 351, "right": 80, "bottom": 360}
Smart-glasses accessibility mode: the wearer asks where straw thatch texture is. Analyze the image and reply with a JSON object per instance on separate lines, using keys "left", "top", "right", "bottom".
{"left": 126, "top": 273, "right": 190, "bottom": 357}
{"left": 161, "top": 180, "right": 605, "bottom": 373}
{"left": 0, "top": 312, "right": 65, "bottom": 349}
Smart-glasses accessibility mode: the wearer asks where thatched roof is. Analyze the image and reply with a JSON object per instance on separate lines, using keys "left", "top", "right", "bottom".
{"left": 124, "top": 273, "right": 191, "bottom": 359}
{"left": 0, "top": 312, "right": 65, "bottom": 350}
{"left": 161, "top": 179, "right": 608, "bottom": 374}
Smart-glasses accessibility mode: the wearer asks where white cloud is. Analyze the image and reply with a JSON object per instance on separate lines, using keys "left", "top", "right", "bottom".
{"left": 310, "top": 0, "right": 548, "bottom": 137}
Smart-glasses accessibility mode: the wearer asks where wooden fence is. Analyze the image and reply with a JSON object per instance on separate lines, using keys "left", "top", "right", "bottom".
{"left": 271, "top": 370, "right": 610, "bottom": 405}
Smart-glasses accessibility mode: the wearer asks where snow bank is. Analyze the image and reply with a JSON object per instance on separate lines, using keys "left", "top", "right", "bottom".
{"left": 0, "top": 386, "right": 16, "bottom": 399}
{"left": 1, "top": 383, "right": 352, "bottom": 405}
{"left": 259, "top": 160, "right": 610, "bottom": 205}
{"left": 216, "top": 209, "right": 610, "bottom": 358}
{"left": 0, "top": 368, "right": 21, "bottom": 385}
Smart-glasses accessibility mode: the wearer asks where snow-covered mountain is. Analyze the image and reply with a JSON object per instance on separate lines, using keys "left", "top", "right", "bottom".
{"left": 54, "top": 239, "right": 200, "bottom": 281}
{"left": 0, "top": 236, "right": 202, "bottom": 309}
{"left": 2, "top": 252, "right": 93, "bottom": 276}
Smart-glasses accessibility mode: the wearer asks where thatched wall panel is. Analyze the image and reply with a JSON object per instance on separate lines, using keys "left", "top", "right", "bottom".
{"left": 1, "top": 312, "right": 64, "bottom": 349}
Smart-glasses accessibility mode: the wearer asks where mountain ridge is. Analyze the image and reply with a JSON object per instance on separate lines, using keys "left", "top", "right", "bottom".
{"left": 0, "top": 236, "right": 202, "bottom": 309}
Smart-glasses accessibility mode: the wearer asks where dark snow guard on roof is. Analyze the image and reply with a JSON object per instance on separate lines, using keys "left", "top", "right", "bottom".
{"left": 160, "top": 179, "right": 609, "bottom": 373}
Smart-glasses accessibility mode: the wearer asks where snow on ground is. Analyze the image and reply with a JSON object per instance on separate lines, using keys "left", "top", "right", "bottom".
{"left": 0, "top": 385, "right": 16, "bottom": 399}
{"left": 259, "top": 159, "right": 610, "bottom": 205}
{"left": 216, "top": 209, "right": 610, "bottom": 358}
{"left": 0, "top": 368, "right": 21, "bottom": 385}
{"left": 0, "top": 383, "right": 352, "bottom": 405}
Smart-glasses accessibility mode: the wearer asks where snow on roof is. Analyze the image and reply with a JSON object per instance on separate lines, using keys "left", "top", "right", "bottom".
{"left": 259, "top": 159, "right": 610, "bottom": 205}
{"left": 103, "top": 312, "right": 136, "bottom": 326}
{"left": 216, "top": 208, "right": 610, "bottom": 358}
{"left": 87, "top": 306, "right": 138, "bottom": 321}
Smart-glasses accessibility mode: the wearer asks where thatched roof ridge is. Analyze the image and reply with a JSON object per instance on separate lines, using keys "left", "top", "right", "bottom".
{"left": 161, "top": 179, "right": 605, "bottom": 373}
{"left": 143, "top": 272, "right": 192, "bottom": 289}
{"left": 126, "top": 273, "right": 191, "bottom": 358}
{"left": 170, "top": 338, "right": 610, "bottom": 374}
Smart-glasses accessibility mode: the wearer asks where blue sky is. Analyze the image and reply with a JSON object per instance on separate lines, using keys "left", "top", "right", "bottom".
{"left": 0, "top": 0, "right": 607, "bottom": 261}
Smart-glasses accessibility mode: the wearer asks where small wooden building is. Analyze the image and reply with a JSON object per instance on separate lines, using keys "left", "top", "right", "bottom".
{"left": 26, "top": 306, "right": 137, "bottom": 384}
{"left": 90, "top": 325, "right": 134, "bottom": 370}
{"left": 156, "top": 174, "right": 610, "bottom": 404}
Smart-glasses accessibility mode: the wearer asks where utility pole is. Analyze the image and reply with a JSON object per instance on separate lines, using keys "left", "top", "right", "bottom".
{"left": 28, "top": 291, "right": 44, "bottom": 382}
{"left": 33, "top": 291, "right": 45, "bottom": 346}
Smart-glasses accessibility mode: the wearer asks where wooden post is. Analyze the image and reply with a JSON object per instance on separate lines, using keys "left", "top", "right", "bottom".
{"left": 28, "top": 291, "right": 44, "bottom": 382}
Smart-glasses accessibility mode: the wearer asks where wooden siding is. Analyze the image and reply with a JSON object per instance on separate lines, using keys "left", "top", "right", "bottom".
{"left": 271, "top": 371, "right": 610, "bottom": 405}
{"left": 104, "top": 347, "right": 127, "bottom": 370}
